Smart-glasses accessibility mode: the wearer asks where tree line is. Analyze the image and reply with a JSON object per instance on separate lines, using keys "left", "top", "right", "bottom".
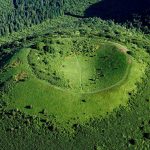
{"left": 0, "top": 0, "right": 63, "bottom": 36}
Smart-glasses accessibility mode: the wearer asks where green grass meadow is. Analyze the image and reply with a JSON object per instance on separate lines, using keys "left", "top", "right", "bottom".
{"left": 0, "top": 36, "right": 147, "bottom": 129}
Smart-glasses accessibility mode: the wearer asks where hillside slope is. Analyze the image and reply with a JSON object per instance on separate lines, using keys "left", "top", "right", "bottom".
{"left": 0, "top": 16, "right": 150, "bottom": 149}
{"left": 84, "top": 0, "right": 150, "bottom": 32}
{"left": 0, "top": 1, "right": 150, "bottom": 149}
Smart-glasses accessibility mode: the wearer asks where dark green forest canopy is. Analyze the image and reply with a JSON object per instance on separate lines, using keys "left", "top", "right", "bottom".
{"left": 84, "top": 0, "right": 150, "bottom": 32}
{"left": 64, "top": 0, "right": 150, "bottom": 33}
{"left": 0, "top": 0, "right": 150, "bottom": 36}
{"left": 0, "top": 0, "right": 63, "bottom": 36}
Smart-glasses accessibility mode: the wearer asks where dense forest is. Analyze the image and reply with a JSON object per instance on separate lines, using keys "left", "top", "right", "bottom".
{"left": 0, "top": 0, "right": 149, "bottom": 36}
{"left": 0, "top": 0, "right": 63, "bottom": 36}
{"left": 63, "top": 0, "right": 150, "bottom": 33}
{"left": 84, "top": 0, "right": 150, "bottom": 33}
{"left": 64, "top": 0, "right": 99, "bottom": 16}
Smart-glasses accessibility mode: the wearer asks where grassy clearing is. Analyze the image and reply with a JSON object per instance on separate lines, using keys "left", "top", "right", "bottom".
{"left": 28, "top": 37, "right": 130, "bottom": 93}
{"left": 0, "top": 36, "right": 147, "bottom": 128}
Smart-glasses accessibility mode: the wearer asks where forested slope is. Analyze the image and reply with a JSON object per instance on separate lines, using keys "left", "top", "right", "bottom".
{"left": 84, "top": 0, "right": 150, "bottom": 32}
{"left": 64, "top": 0, "right": 99, "bottom": 16}
{"left": 64, "top": 0, "right": 150, "bottom": 33}
{"left": 0, "top": 0, "right": 13, "bottom": 13}
{"left": 0, "top": 0, "right": 63, "bottom": 36}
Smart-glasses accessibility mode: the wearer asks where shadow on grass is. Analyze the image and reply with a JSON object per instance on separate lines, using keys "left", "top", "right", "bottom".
{"left": 84, "top": 0, "right": 150, "bottom": 23}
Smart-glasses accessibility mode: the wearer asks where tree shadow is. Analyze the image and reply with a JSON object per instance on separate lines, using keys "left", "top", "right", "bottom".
{"left": 64, "top": 12, "right": 85, "bottom": 18}
{"left": 84, "top": 0, "right": 150, "bottom": 23}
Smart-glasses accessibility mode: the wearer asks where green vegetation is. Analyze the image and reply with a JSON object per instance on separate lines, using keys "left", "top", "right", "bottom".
{"left": 64, "top": 0, "right": 99, "bottom": 15}
{"left": 0, "top": 20, "right": 148, "bottom": 129}
{"left": 28, "top": 37, "right": 131, "bottom": 93}
{"left": 0, "top": 0, "right": 13, "bottom": 13}
{"left": 0, "top": 0, "right": 150, "bottom": 150}
{"left": 0, "top": 0, "right": 63, "bottom": 36}
{"left": 0, "top": 66, "right": 150, "bottom": 149}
